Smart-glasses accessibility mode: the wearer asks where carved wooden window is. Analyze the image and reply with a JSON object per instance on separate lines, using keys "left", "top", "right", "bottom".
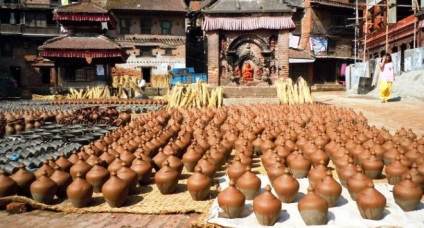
{"left": 140, "top": 18, "right": 151, "bottom": 34}
{"left": 161, "top": 20, "right": 171, "bottom": 35}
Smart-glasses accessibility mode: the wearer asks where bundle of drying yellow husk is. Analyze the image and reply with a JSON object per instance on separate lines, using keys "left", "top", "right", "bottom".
{"left": 32, "top": 94, "right": 65, "bottom": 101}
{"left": 66, "top": 86, "right": 111, "bottom": 99}
{"left": 151, "top": 75, "right": 170, "bottom": 88}
{"left": 276, "top": 76, "right": 313, "bottom": 104}
{"left": 167, "top": 80, "right": 223, "bottom": 108}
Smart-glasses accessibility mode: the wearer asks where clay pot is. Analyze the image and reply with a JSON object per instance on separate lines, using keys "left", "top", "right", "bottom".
{"left": 361, "top": 151, "right": 384, "bottom": 179}
{"left": 307, "top": 160, "right": 328, "bottom": 188}
{"left": 217, "top": 179, "right": 246, "bottom": 219}
{"left": 298, "top": 186, "right": 328, "bottom": 225}
{"left": 187, "top": 167, "right": 212, "bottom": 201}
{"left": 11, "top": 164, "right": 35, "bottom": 197}
{"left": 273, "top": 168, "right": 299, "bottom": 203}
{"left": 50, "top": 166, "right": 72, "bottom": 198}
{"left": 385, "top": 156, "right": 409, "bottom": 185}
{"left": 315, "top": 171, "right": 342, "bottom": 207}
{"left": 237, "top": 167, "right": 261, "bottom": 200}
{"left": 337, "top": 158, "right": 357, "bottom": 187}
{"left": 401, "top": 163, "right": 424, "bottom": 191}
{"left": 393, "top": 174, "right": 423, "bottom": 211}
{"left": 227, "top": 156, "right": 247, "bottom": 181}
{"left": 347, "top": 167, "right": 372, "bottom": 201}
{"left": 108, "top": 155, "right": 123, "bottom": 173}
{"left": 117, "top": 162, "right": 138, "bottom": 194}
{"left": 155, "top": 160, "right": 179, "bottom": 195}
{"left": 266, "top": 158, "right": 287, "bottom": 184}
{"left": 162, "top": 152, "right": 184, "bottom": 175}
{"left": 102, "top": 171, "right": 129, "bottom": 208}
{"left": 355, "top": 183, "right": 386, "bottom": 220}
{"left": 253, "top": 185, "right": 281, "bottom": 226}
{"left": 86, "top": 161, "right": 110, "bottom": 193}
{"left": 66, "top": 172, "right": 93, "bottom": 208}
{"left": 182, "top": 145, "right": 203, "bottom": 172}
{"left": 34, "top": 160, "right": 55, "bottom": 178}
{"left": 287, "top": 150, "right": 311, "bottom": 179}
{"left": 30, "top": 171, "right": 58, "bottom": 204}
{"left": 130, "top": 155, "right": 153, "bottom": 186}
{"left": 0, "top": 169, "right": 18, "bottom": 197}
{"left": 55, "top": 154, "right": 73, "bottom": 172}
{"left": 69, "top": 157, "right": 92, "bottom": 180}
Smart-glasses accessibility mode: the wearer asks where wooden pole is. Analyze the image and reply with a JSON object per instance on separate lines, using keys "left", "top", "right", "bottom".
{"left": 386, "top": 0, "right": 389, "bottom": 52}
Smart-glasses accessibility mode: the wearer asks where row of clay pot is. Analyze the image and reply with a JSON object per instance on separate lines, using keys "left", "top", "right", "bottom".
{"left": 51, "top": 98, "right": 167, "bottom": 106}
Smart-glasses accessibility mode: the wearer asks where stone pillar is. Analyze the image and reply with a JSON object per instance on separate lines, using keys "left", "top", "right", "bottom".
{"left": 206, "top": 31, "right": 220, "bottom": 85}
{"left": 276, "top": 31, "right": 290, "bottom": 78}
{"left": 299, "top": 0, "right": 312, "bottom": 50}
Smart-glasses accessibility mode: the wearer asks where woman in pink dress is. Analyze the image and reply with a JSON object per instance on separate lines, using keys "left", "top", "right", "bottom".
{"left": 379, "top": 53, "right": 396, "bottom": 103}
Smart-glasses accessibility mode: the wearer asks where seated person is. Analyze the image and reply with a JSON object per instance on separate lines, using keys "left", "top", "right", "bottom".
{"left": 242, "top": 63, "right": 254, "bottom": 81}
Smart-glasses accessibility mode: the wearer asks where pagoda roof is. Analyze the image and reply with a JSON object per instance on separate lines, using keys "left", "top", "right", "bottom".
{"left": 106, "top": 0, "right": 187, "bottom": 12}
{"left": 54, "top": 1, "right": 108, "bottom": 14}
{"left": 203, "top": 0, "right": 294, "bottom": 14}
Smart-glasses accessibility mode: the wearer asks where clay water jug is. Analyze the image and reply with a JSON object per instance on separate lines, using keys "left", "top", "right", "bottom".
{"left": 315, "top": 171, "right": 342, "bottom": 207}
{"left": 0, "top": 169, "right": 17, "bottom": 197}
{"left": 307, "top": 160, "right": 328, "bottom": 188}
{"left": 385, "top": 156, "right": 409, "bottom": 185}
{"left": 194, "top": 155, "right": 216, "bottom": 178}
{"left": 227, "top": 156, "right": 247, "bottom": 181}
{"left": 273, "top": 168, "right": 299, "bottom": 203}
{"left": 187, "top": 167, "right": 212, "bottom": 201}
{"left": 253, "top": 185, "right": 281, "bottom": 226}
{"left": 162, "top": 152, "right": 184, "bottom": 175}
{"left": 50, "top": 166, "right": 72, "bottom": 198}
{"left": 182, "top": 145, "right": 203, "bottom": 172}
{"left": 346, "top": 167, "right": 372, "bottom": 201}
{"left": 338, "top": 158, "right": 356, "bottom": 187}
{"left": 393, "top": 174, "right": 423, "bottom": 211}
{"left": 56, "top": 154, "right": 73, "bottom": 172}
{"left": 361, "top": 151, "right": 384, "bottom": 179}
{"left": 66, "top": 172, "right": 93, "bottom": 208}
{"left": 70, "top": 157, "right": 92, "bottom": 180}
{"left": 117, "top": 161, "right": 138, "bottom": 194}
{"left": 237, "top": 167, "right": 261, "bottom": 200}
{"left": 30, "top": 171, "right": 58, "bottom": 204}
{"left": 355, "top": 183, "right": 386, "bottom": 220}
{"left": 11, "top": 164, "right": 35, "bottom": 197}
{"left": 86, "top": 161, "right": 110, "bottom": 193}
{"left": 155, "top": 160, "right": 179, "bottom": 194}
{"left": 34, "top": 160, "right": 55, "bottom": 178}
{"left": 102, "top": 171, "right": 129, "bottom": 208}
{"left": 401, "top": 163, "right": 424, "bottom": 191}
{"left": 217, "top": 179, "right": 246, "bottom": 218}
{"left": 298, "top": 186, "right": 328, "bottom": 225}
{"left": 287, "top": 150, "right": 311, "bottom": 178}
{"left": 108, "top": 154, "right": 123, "bottom": 173}
{"left": 130, "top": 155, "right": 152, "bottom": 186}
{"left": 266, "top": 158, "right": 287, "bottom": 184}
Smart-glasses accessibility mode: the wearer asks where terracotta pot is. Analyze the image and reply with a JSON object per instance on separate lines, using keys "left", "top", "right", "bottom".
{"left": 55, "top": 154, "right": 73, "bottom": 172}
{"left": 356, "top": 183, "right": 386, "bottom": 220}
{"left": 66, "top": 172, "right": 93, "bottom": 208}
{"left": 70, "top": 157, "right": 92, "bottom": 180}
{"left": 10, "top": 164, "right": 35, "bottom": 197}
{"left": 108, "top": 154, "right": 123, "bottom": 173}
{"left": 34, "top": 160, "right": 55, "bottom": 178}
{"left": 315, "top": 171, "right": 342, "bottom": 207}
{"left": 50, "top": 166, "right": 72, "bottom": 198}
{"left": 130, "top": 155, "right": 152, "bottom": 186}
{"left": 393, "top": 174, "right": 423, "bottom": 211}
{"left": 298, "top": 186, "right": 328, "bottom": 225}
{"left": 182, "top": 145, "right": 203, "bottom": 172}
{"left": 30, "top": 171, "right": 58, "bottom": 204}
{"left": 385, "top": 156, "right": 409, "bottom": 185}
{"left": 307, "top": 160, "right": 328, "bottom": 188}
{"left": 0, "top": 169, "right": 18, "bottom": 197}
{"left": 253, "top": 185, "right": 281, "bottom": 226}
{"left": 361, "top": 151, "right": 384, "bottom": 179}
{"left": 287, "top": 150, "right": 311, "bottom": 179}
{"left": 155, "top": 160, "right": 179, "bottom": 195}
{"left": 227, "top": 156, "right": 247, "bottom": 181}
{"left": 273, "top": 168, "right": 299, "bottom": 203}
{"left": 237, "top": 167, "right": 261, "bottom": 200}
{"left": 187, "top": 167, "right": 212, "bottom": 201}
{"left": 217, "top": 179, "right": 246, "bottom": 219}
{"left": 102, "top": 171, "right": 129, "bottom": 208}
{"left": 117, "top": 162, "right": 138, "bottom": 194}
{"left": 194, "top": 155, "right": 216, "bottom": 178}
{"left": 346, "top": 167, "right": 372, "bottom": 201}
{"left": 86, "top": 161, "right": 110, "bottom": 193}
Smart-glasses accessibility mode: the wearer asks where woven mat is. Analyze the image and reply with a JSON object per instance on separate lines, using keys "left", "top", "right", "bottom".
{"left": 0, "top": 169, "right": 220, "bottom": 215}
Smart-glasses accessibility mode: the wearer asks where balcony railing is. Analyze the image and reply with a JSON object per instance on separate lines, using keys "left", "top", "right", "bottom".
{"left": 0, "top": 24, "right": 60, "bottom": 36}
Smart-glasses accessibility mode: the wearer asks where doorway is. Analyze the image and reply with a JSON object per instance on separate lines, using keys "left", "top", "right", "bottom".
{"left": 9, "top": 66, "right": 21, "bottom": 86}
{"left": 142, "top": 67, "right": 151, "bottom": 83}
{"left": 41, "top": 67, "right": 51, "bottom": 84}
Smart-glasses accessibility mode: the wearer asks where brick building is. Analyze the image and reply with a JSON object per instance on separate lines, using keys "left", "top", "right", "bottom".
{"left": 201, "top": 0, "right": 296, "bottom": 86}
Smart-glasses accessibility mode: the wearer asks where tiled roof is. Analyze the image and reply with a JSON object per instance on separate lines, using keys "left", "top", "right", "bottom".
{"left": 115, "top": 35, "right": 185, "bottom": 45}
{"left": 289, "top": 48, "right": 315, "bottom": 59}
{"left": 40, "top": 35, "right": 121, "bottom": 50}
{"left": 106, "top": 0, "right": 187, "bottom": 12}
{"left": 54, "top": 2, "right": 108, "bottom": 14}
{"left": 203, "top": 0, "right": 294, "bottom": 14}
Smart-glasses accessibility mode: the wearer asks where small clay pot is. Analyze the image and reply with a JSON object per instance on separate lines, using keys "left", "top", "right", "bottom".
{"left": 217, "top": 179, "right": 246, "bottom": 219}
{"left": 117, "top": 161, "right": 138, "bottom": 194}
{"left": 130, "top": 155, "right": 152, "bottom": 186}
{"left": 50, "top": 166, "right": 72, "bottom": 198}
{"left": 253, "top": 185, "right": 281, "bottom": 226}
{"left": 30, "top": 171, "right": 58, "bottom": 204}
{"left": 393, "top": 174, "right": 423, "bottom": 211}
{"left": 237, "top": 167, "right": 261, "bottom": 200}
{"left": 315, "top": 171, "right": 342, "bottom": 207}
{"left": 69, "top": 157, "right": 92, "bottom": 180}
{"left": 155, "top": 160, "right": 179, "bottom": 195}
{"left": 346, "top": 167, "right": 372, "bottom": 201}
{"left": 273, "top": 168, "right": 299, "bottom": 203}
{"left": 66, "top": 172, "right": 93, "bottom": 208}
{"left": 227, "top": 156, "right": 247, "bottom": 181}
{"left": 102, "top": 171, "right": 129, "bottom": 208}
{"left": 355, "top": 183, "right": 386, "bottom": 220}
{"left": 0, "top": 169, "right": 18, "bottom": 197}
{"left": 86, "top": 161, "right": 110, "bottom": 193}
{"left": 187, "top": 167, "right": 212, "bottom": 201}
{"left": 10, "top": 164, "right": 35, "bottom": 197}
{"left": 298, "top": 186, "right": 328, "bottom": 225}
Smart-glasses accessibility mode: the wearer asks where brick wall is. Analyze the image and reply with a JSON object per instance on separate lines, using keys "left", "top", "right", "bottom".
{"left": 277, "top": 31, "right": 290, "bottom": 78}
{"left": 206, "top": 31, "right": 219, "bottom": 85}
